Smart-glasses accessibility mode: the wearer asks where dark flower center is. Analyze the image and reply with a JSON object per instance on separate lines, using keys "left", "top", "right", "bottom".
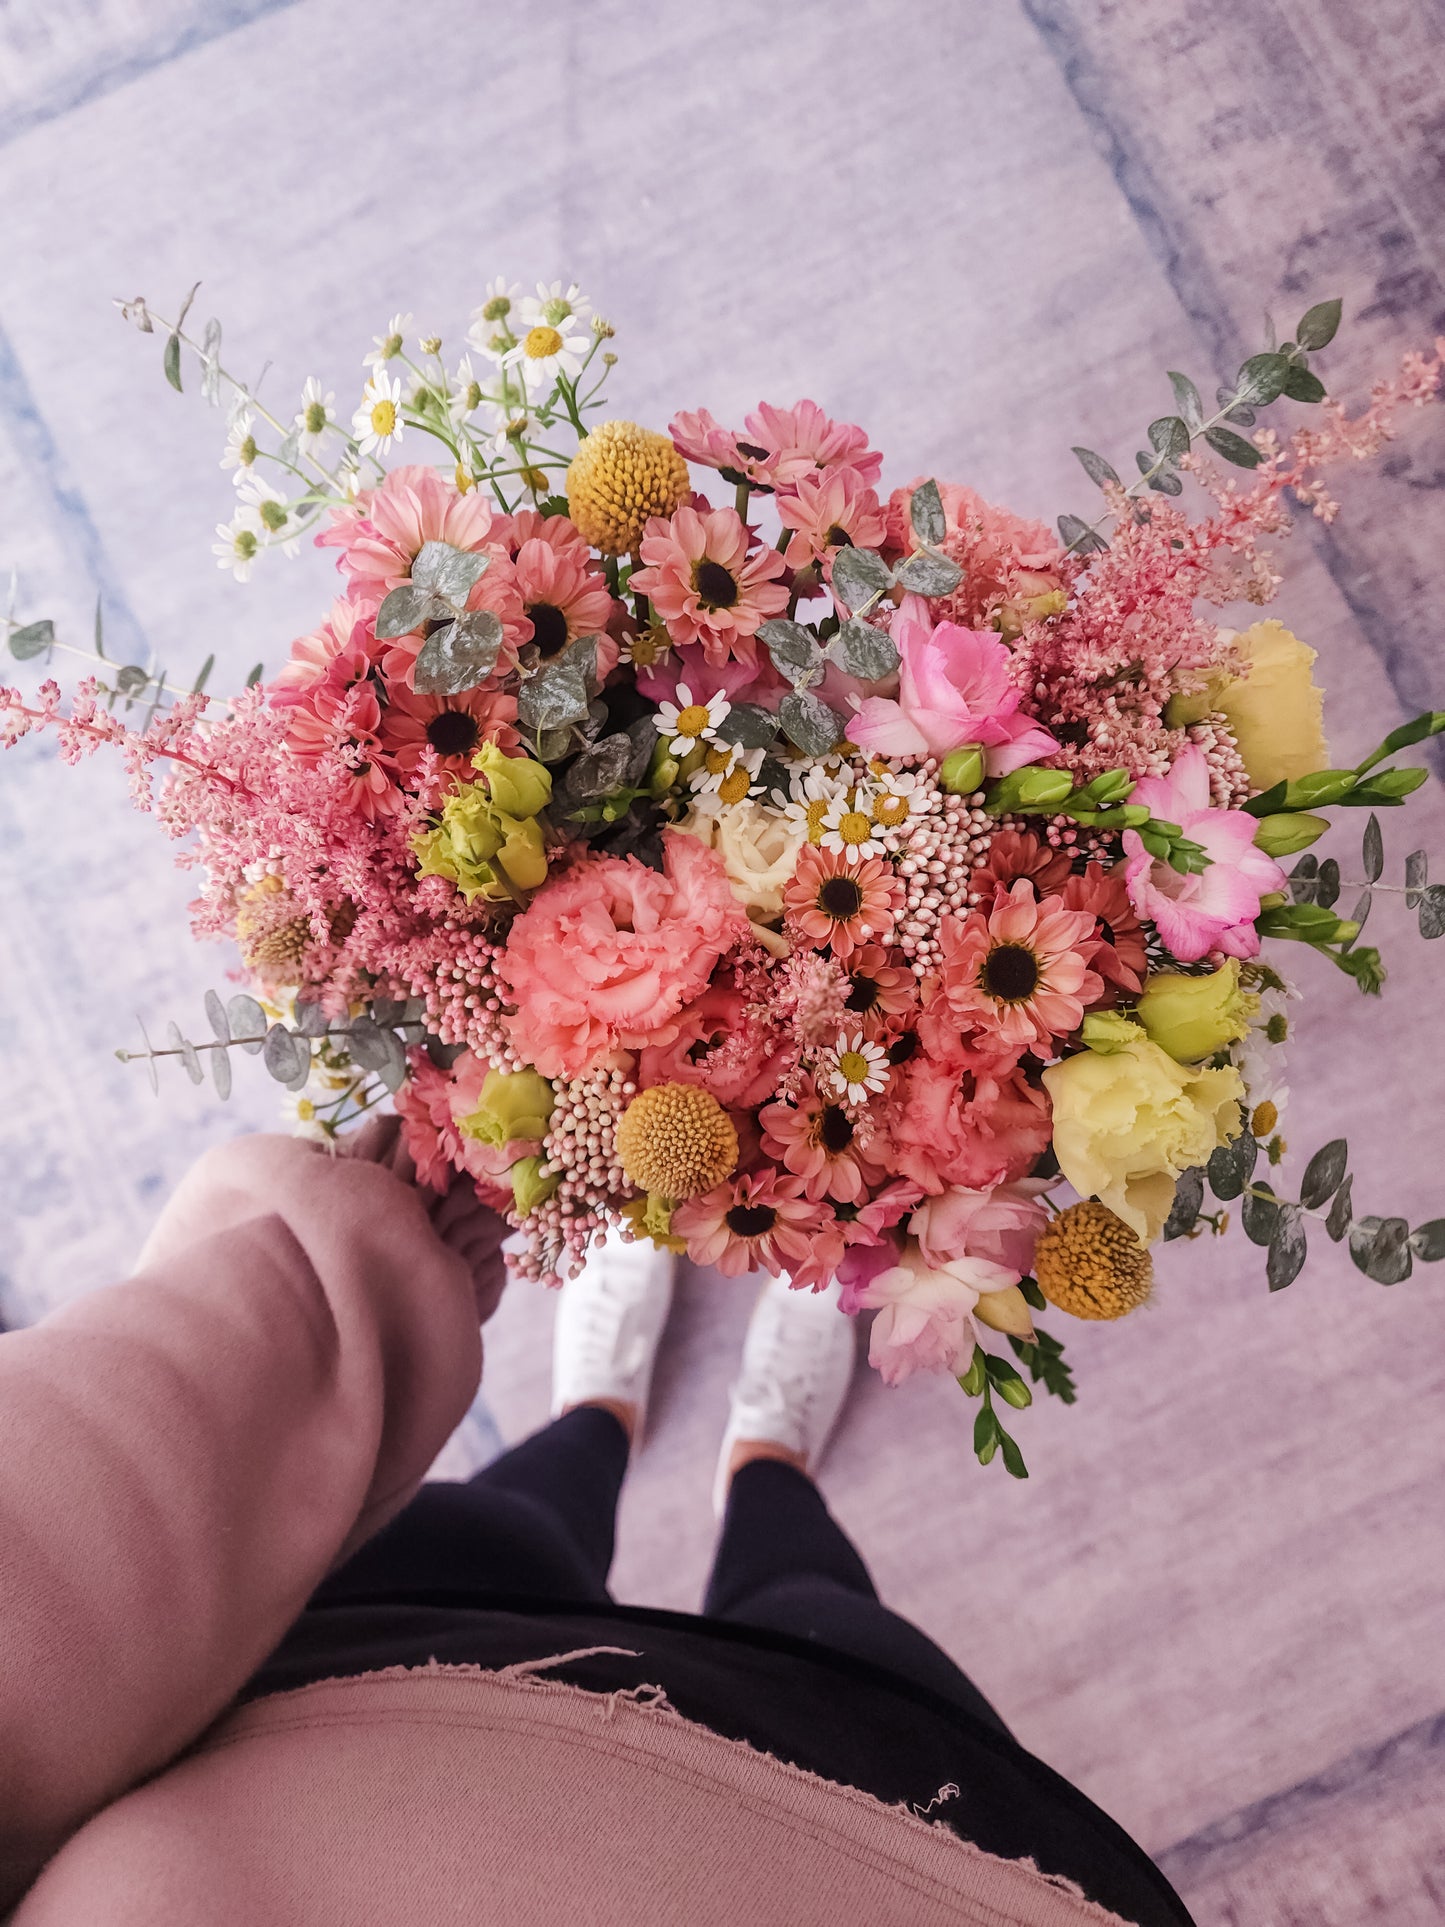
{"left": 818, "top": 875, "right": 864, "bottom": 920}
{"left": 887, "top": 1030, "right": 920, "bottom": 1065}
{"left": 694, "top": 558, "right": 740, "bottom": 610}
{"left": 726, "top": 1202, "right": 777, "bottom": 1239}
{"left": 819, "top": 1106, "right": 855, "bottom": 1154}
{"left": 982, "top": 943, "right": 1040, "bottom": 1003}
{"left": 736, "top": 440, "right": 769, "bottom": 462}
{"left": 426, "top": 709, "right": 482, "bottom": 758}
{"left": 846, "top": 972, "right": 881, "bottom": 1013}
{"left": 825, "top": 524, "right": 854, "bottom": 549}
{"left": 527, "top": 601, "right": 569, "bottom": 658}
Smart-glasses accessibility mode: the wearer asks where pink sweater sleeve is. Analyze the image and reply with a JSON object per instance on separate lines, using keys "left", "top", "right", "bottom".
{"left": 0, "top": 1133, "right": 484, "bottom": 1909}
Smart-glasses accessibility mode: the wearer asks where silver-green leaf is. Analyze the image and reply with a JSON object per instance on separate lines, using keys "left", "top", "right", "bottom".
{"left": 1325, "top": 1173, "right": 1354, "bottom": 1243}
{"left": 1148, "top": 415, "right": 1191, "bottom": 461}
{"left": 1404, "top": 850, "right": 1428, "bottom": 907}
{"left": 1242, "top": 1181, "right": 1280, "bottom": 1247}
{"left": 517, "top": 638, "right": 596, "bottom": 735}
{"left": 1167, "top": 371, "right": 1204, "bottom": 429}
{"left": 163, "top": 333, "right": 183, "bottom": 392}
{"left": 1207, "top": 1119, "right": 1257, "bottom": 1200}
{"left": 830, "top": 546, "right": 893, "bottom": 612}
{"left": 346, "top": 1016, "right": 408, "bottom": 1092}
{"left": 1162, "top": 1166, "right": 1204, "bottom": 1241}
{"left": 1296, "top": 298, "right": 1342, "bottom": 351}
{"left": 1266, "top": 1203, "right": 1307, "bottom": 1290}
{"left": 1418, "top": 884, "right": 1445, "bottom": 940}
{"left": 209, "top": 1045, "right": 232, "bottom": 1100}
{"left": 1204, "top": 425, "right": 1263, "bottom": 469}
{"left": 909, "top": 479, "right": 947, "bottom": 546}
{"left": 757, "top": 618, "right": 821, "bottom": 687}
{"left": 829, "top": 616, "right": 899, "bottom": 681}
{"left": 716, "top": 702, "right": 779, "bottom": 750}
{"left": 8, "top": 619, "right": 54, "bottom": 660}
{"left": 413, "top": 609, "right": 504, "bottom": 696}
{"left": 1057, "top": 513, "right": 1109, "bottom": 556}
{"left": 778, "top": 688, "right": 844, "bottom": 756}
{"left": 1072, "top": 445, "right": 1122, "bottom": 489}
{"left": 894, "top": 552, "right": 963, "bottom": 597}
{"left": 376, "top": 583, "right": 453, "bottom": 640}
{"left": 167, "top": 1020, "right": 205, "bottom": 1087}
{"left": 1358, "top": 1216, "right": 1413, "bottom": 1285}
{"left": 1235, "top": 353, "right": 1290, "bottom": 407}
{"left": 263, "top": 1024, "right": 309, "bottom": 1086}
{"left": 1409, "top": 1219, "right": 1445, "bottom": 1262}
{"left": 1361, "top": 814, "right": 1383, "bottom": 882}
{"left": 1300, "top": 1138, "right": 1348, "bottom": 1209}
{"left": 412, "top": 539, "right": 492, "bottom": 602}
{"left": 228, "top": 994, "right": 267, "bottom": 1054}
{"left": 204, "top": 988, "right": 231, "bottom": 1045}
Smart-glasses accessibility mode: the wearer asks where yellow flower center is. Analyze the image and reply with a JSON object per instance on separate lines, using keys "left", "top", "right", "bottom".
{"left": 871, "top": 792, "right": 910, "bottom": 827}
{"left": 295, "top": 1097, "right": 315, "bottom": 1122}
{"left": 717, "top": 766, "right": 751, "bottom": 805}
{"left": 837, "top": 1050, "right": 871, "bottom": 1087}
{"left": 674, "top": 703, "right": 710, "bottom": 741}
{"left": 835, "top": 809, "right": 874, "bottom": 846}
{"left": 704, "top": 744, "right": 733, "bottom": 775}
{"left": 805, "top": 797, "right": 830, "bottom": 843}
{"left": 370, "top": 399, "right": 398, "bottom": 437}
{"left": 1251, "top": 1100, "right": 1279, "bottom": 1137}
{"left": 523, "top": 325, "right": 564, "bottom": 359}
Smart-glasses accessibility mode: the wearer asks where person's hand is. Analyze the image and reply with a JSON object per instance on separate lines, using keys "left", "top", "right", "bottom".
{"left": 336, "top": 1115, "right": 510, "bottom": 1325}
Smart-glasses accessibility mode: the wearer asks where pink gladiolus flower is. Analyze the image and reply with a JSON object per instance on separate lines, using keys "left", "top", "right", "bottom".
{"left": 849, "top": 600, "right": 1060, "bottom": 773}
{"left": 910, "top": 1179, "right": 1051, "bottom": 1278}
{"left": 1123, "top": 745, "right": 1286, "bottom": 962}
{"left": 850, "top": 1239, "right": 1017, "bottom": 1386}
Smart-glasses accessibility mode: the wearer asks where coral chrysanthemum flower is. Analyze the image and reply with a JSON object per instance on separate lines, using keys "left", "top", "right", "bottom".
{"left": 630, "top": 505, "right": 788, "bottom": 666}
{"left": 783, "top": 845, "right": 902, "bottom": 960}
{"left": 777, "top": 467, "right": 889, "bottom": 571}
{"left": 379, "top": 682, "right": 519, "bottom": 785}
{"left": 1058, "top": 861, "right": 1147, "bottom": 995}
{"left": 760, "top": 1077, "right": 887, "bottom": 1204}
{"left": 511, "top": 535, "right": 617, "bottom": 673}
{"left": 937, "top": 878, "right": 1103, "bottom": 1057}
{"left": 672, "top": 1166, "right": 824, "bottom": 1278}
{"left": 319, "top": 464, "right": 495, "bottom": 600}
{"left": 840, "top": 943, "right": 917, "bottom": 1034}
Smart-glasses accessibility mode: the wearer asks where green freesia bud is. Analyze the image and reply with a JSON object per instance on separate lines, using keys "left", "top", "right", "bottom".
{"left": 938, "top": 745, "right": 985, "bottom": 794}
{"left": 1081, "top": 1010, "right": 1145, "bottom": 1055}
{"left": 458, "top": 1068, "right": 555, "bottom": 1150}
{"left": 1120, "top": 803, "right": 1152, "bottom": 828}
{"left": 412, "top": 780, "right": 551, "bottom": 899}
{"left": 647, "top": 737, "right": 681, "bottom": 797}
{"left": 1136, "top": 959, "right": 1259, "bottom": 1063}
{"left": 987, "top": 765, "right": 1074, "bottom": 813}
{"left": 1356, "top": 766, "right": 1427, "bottom": 800}
{"left": 1252, "top": 811, "right": 1329, "bottom": 857}
{"left": 472, "top": 742, "right": 552, "bottom": 819}
{"left": 510, "top": 1155, "right": 560, "bottom": 1215}
{"left": 1077, "top": 768, "right": 1135, "bottom": 807}
{"left": 1281, "top": 768, "right": 1357, "bottom": 808}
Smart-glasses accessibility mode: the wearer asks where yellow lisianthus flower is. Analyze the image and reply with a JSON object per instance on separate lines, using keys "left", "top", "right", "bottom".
{"left": 1136, "top": 959, "right": 1259, "bottom": 1063}
{"left": 1216, "top": 620, "right": 1329, "bottom": 791}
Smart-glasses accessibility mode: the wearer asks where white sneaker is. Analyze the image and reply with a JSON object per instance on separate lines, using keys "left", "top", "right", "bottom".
{"left": 713, "top": 1274, "right": 857, "bottom": 1515}
{"left": 551, "top": 1229, "right": 676, "bottom": 1441}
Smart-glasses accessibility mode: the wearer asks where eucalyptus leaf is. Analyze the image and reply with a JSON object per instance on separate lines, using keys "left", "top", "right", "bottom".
{"left": 375, "top": 583, "right": 452, "bottom": 641}
{"left": 1056, "top": 513, "right": 1109, "bottom": 555}
{"left": 830, "top": 616, "right": 899, "bottom": 681}
{"left": 1148, "top": 415, "right": 1191, "bottom": 460}
{"left": 758, "top": 617, "right": 820, "bottom": 685}
{"left": 1325, "top": 1172, "right": 1354, "bottom": 1243}
{"left": 1296, "top": 298, "right": 1343, "bottom": 350}
{"left": 557, "top": 731, "right": 636, "bottom": 804}
{"left": 717, "top": 702, "right": 779, "bottom": 751}
{"left": 1266, "top": 1203, "right": 1307, "bottom": 1290}
{"left": 1283, "top": 365, "right": 1327, "bottom": 405}
{"left": 204, "top": 988, "right": 231, "bottom": 1045}
{"left": 909, "top": 478, "right": 946, "bottom": 545}
{"left": 1315, "top": 857, "right": 1340, "bottom": 910}
{"left": 1146, "top": 469, "right": 1184, "bottom": 496}
{"left": 163, "top": 332, "right": 183, "bottom": 392}
{"left": 263, "top": 1024, "right": 308, "bottom": 1085}
{"left": 1235, "top": 353, "right": 1290, "bottom": 407}
{"left": 1207, "top": 1120, "right": 1256, "bottom": 1201}
{"left": 411, "top": 539, "right": 492, "bottom": 602}
{"left": 1409, "top": 1218, "right": 1445, "bottom": 1262}
{"left": 1404, "top": 850, "right": 1428, "bottom": 907}
{"left": 1288, "top": 852, "right": 1319, "bottom": 903}
{"left": 227, "top": 994, "right": 267, "bottom": 1054}
{"left": 209, "top": 1045, "right": 232, "bottom": 1100}
{"left": 1418, "top": 884, "right": 1445, "bottom": 940}
{"left": 894, "top": 552, "right": 963, "bottom": 597}
{"left": 1162, "top": 1166, "right": 1205, "bottom": 1241}
{"left": 115, "top": 665, "right": 149, "bottom": 697}
{"left": 1241, "top": 1181, "right": 1280, "bottom": 1246}
{"left": 778, "top": 687, "right": 844, "bottom": 756}
{"left": 414, "top": 609, "right": 504, "bottom": 696}
{"left": 346, "top": 1017, "right": 407, "bottom": 1093}
{"left": 1360, "top": 1216, "right": 1413, "bottom": 1285}
{"left": 191, "top": 653, "right": 215, "bottom": 696}
{"left": 1344, "top": 888, "right": 1371, "bottom": 940}
{"left": 1300, "top": 1138, "right": 1348, "bottom": 1208}
{"left": 8, "top": 618, "right": 54, "bottom": 660}
{"left": 1361, "top": 813, "right": 1383, "bottom": 882}
{"left": 1216, "top": 386, "right": 1256, "bottom": 426}
{"left": 517, "top": 638, "right": 596, "bottom": 737}
{"left": 1167, "top": 371, "right": 1204, "bottom": 428}
{"left": 295, "top": 998, "right": 331, "bottom": 1038}
{"left": 830, "top": 545, "right": 893, "bottom": 612}
{"left": 245, "top": 662, "right": 264, "bottom": 687}
{"left": 1072, "top": 446, "right": 1122, "bottom": 489}
{"left": 167, "top": 1020, "right": 205, "bottom": 1087}
{"left": 1204, "top": 425, "right": 1263, "bottom": 469}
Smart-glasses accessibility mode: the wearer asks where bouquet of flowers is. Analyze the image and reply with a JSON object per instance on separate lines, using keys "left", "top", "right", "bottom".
{"left": 7, "top": 279, "right": 1445, "bottom": 1475}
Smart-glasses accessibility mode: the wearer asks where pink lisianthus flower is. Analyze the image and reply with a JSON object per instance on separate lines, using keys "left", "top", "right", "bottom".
{"left": 318, "top": 465, "right": 496, "bottom": 601}
{"left": 500, "top": 831, "right": 750, "bottom": 1079}
{"left": 637, "top": 978, "right": 786, "bottom": 1110}
{"left": 777, "top": 468, "right": 888, "bottom": 571}
{"left": 885, "top": 1048, "right": 1053, "bottom": 1195}
{"left": 743, "top": 400, "right": 883, "bottom": 491}
{"left": 630, "top": 505, "right": 789, "bottom": 667}
{"left": 849, "top": 1239, "right": 1018, "bottom": 1386}
{"left": 910, "top": 1179, "right": 1052, "bottom": 1277}
{"left": 935, "top": 879, "right": 1104, "bottom": 1059}
{"left": 792, "top": 1176, "right": 926, "bottom": 1292}
{"left": 672, "top": 1167, "right": 826, "bottom": 1278}
{"left": 1123, "top": 744, "right": 1286, "bottom": 962}
{"left": 849, "top": 600, "right": 1060, "bottom": 774}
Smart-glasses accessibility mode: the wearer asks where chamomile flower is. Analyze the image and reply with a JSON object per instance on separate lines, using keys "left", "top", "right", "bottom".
{"left": 236, "top": 474, "right": 301, "bottom": 558}
{"left": 363, "top": 311, "right": 414, "bottom": 370}
{"left": 352, "top": 369, "right": 405, "bottom": 455}
{"left": 449, "top": 354, "right": 486, "bottom": 426}
{"left": 821, "top": 1032, "right": 890, "bottom": 1105}
{"left": 467, "top": 278, "right": 522, "bottom": 363}
{"left": 518, "top": 280, "right": 593, "bottom": 333}
{"left": 868, "top": 766, "right": 929, "bottom": 833}
{"left": 293, "top": 377, "right": 336, "bottom": 456}
{"left": 777, "top": 765, "right": 848, "bottom": 845}
{"left": 1234, "top": 974, "right": 1299, "bottom": 1131}
{"left": 502, "top": 307, "right": 589, "bottom": 396}
{"left": 820, "top": 788, "right": 886, "bottom": 862}
{"left": 657, "top": 684, "right": 730, "bottom": 753}
{"left": 213, "top": 506, "right": 263, "bottom": 581}
{"left": 690, "top": 742, "right": 764, "bottom": 807}
{"left": 282, "top": 1091, "right": 331, "bottom": 1142}
{"left": 221, "top": 409, "right": 259, "bottom": 477}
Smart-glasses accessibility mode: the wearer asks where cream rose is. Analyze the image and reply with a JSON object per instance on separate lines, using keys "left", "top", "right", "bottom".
{"left": 1216, "top": 620, "right": 1329, "bottom": 790}
{"left": 1041, "top": 1038, "right": 1244, "bottom": 1244}
{"left": 675, "top": 798, "right": 806, "bottom": 921}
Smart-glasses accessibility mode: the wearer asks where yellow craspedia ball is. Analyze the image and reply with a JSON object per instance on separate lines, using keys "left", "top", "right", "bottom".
{"left": 1033, "top": 1201, "right": 1153, "bottom": 1321}
{"left": 566, "top": 419, "right": 690, "bottom": 555}
{"left": 615, "top": 1082, "right": 739, "bottom": 1201}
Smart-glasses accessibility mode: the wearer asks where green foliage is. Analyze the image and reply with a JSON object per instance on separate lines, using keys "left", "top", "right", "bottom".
{"left": 957, "top": 1345, "right": 1031, "bottom": 1478}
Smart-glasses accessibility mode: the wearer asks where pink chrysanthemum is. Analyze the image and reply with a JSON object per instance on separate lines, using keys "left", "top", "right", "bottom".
{"left": 777, "top": 468, "right": 888, "bottom": 571}
{"left": 743, "top": 400, "right": 883, "bottom": 490}
{"left": 783, "top": 845, "right": 902, "bottom": 960}
{"left": 760, "top": 1077, "right": 887, "bottom": 1205}
{"left": 672, "top": 1166, "right": 825, "bottom": 1278}
{"left": 669, "top": 408, "right": 777, "bottom": 487}
{"left": 283, "top": 653, "right": 401, "bottom": 821}
{"left": 936, "top": 879, "right": 1103, "bottom": 1058}
{"left": 840, "top": 943, "right": 917, "bottom": 1034}
{"left": 379, "top": 681, "right": 519, "bottom": 785}
{"left": 492, "top": 506, "right": 593, "bottom": 563}
{"left": 392, "top": 1048, "right": 522, "bottom": 1208}
{"left": 270, "top": 599, "right": 377, "bottom": 708}
{"left": 631, "top": 505, "right": 788, "bottom": 666}
{"left": 319, "top": 464, "right": 496, "bottom": 601}
{"left": 511, "top": 534, "right": 618, "bottom": 675}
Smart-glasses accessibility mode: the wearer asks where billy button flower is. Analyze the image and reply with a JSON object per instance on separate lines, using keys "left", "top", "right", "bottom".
{"left": 565, "top": 419, "right": 691, "bottom": 556}
{"left": 783, "top": 844, "right": 902, "bottom": 960}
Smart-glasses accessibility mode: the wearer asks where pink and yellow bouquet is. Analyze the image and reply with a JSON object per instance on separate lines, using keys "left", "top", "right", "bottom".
{"left": 7, "top": 282, "right": 1445, "bottom": 1473}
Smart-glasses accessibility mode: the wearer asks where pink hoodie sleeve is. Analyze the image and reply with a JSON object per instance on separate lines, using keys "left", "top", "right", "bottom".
{"left": 0, "top": 1133, "right": 485, "bottom": 1909}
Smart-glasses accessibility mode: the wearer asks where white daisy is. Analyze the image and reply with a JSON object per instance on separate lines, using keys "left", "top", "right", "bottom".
{"left": 820, "top": 788, "right": 886, "bottom": 863}
{"left": 363, "top": 311, "right": 414, "bottom": 370}
{"left": 467, "top": 278, "right": 522, "bottom": 364}
{"left": 518, "top": 280, "right": 593, "bottom": 333}
{"left": 484, "top": 403, "right": 535, "bottom": 458}
{"left": 502, "top": 309, "right": 589, "bottom": 396}
{"left": 213, "top": 507, "right": 263, "bottom": 581}
{"left": 282, "top": 1091, "right": 331, "bottom": 1143}
{"left": 448, "top": 354, "right": 486, "bottom": 427}
{"left": 1234, "top": 976, "right": 1298, "bottom": 1129}
{"left": 690, "top": 742, "right": 764, "bottom": 806}
{"left": 293, "top": 376, "right": 336, "bottom": 455}
{"left": 821, "top": 1032, "right": 890, "bottom": 1105}
{"left": 867, "top": 766, "right": 930, "bottom": 834}
{"left": 352, "top": 369, "right": 405, "bottom": 455}
{"left": 236, "top": 474, "right": 301, "bottom": 558}
{"left": 776, "top": 764, "right": 848, "bottom": 845}
{"left": 656, "top": 684, "right": 730, "bottom": 753}
{"left": 221, "top": 408, "right": 259, "bottom": 476}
